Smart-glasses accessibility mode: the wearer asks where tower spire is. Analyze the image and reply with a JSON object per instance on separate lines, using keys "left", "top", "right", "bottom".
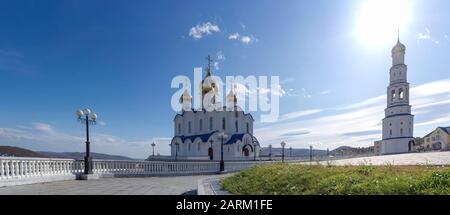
{"left": 206, "top": 54, "right": 212, "bottom": 76}
{"left": 397, "top": 28, "right": 400, "bottom": 43}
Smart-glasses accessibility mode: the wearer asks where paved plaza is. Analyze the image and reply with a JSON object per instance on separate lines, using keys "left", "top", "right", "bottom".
{"left": 321, "top": 151, "right": 450, "bottom": 166}
{"left": 0, "top": 175, "right": 220, "bottom": 195}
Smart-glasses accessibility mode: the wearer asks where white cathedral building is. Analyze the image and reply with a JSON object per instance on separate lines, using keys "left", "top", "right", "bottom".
{"left": 170, "top": 58, "right": 260, "bottom": 160}
{"left": 380, "top": 37, "right": 415, "bottom": 155}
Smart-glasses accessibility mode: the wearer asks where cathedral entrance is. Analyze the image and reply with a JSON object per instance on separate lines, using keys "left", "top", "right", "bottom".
{"left": 242, "top": 144, "right": 253, "bottom": 158}
{"left": 208, "top": 147, "right": 213, "bottom": 160}
{"left": 408, "top": 140, "right": 415, "bottom": 152}
{"left": 243, "top": 148, "right": 249, "bottom": 157}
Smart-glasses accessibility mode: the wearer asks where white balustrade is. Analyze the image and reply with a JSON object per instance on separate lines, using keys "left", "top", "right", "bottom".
{"left": 1, "top": 156, "right": 279, "bottom": 187}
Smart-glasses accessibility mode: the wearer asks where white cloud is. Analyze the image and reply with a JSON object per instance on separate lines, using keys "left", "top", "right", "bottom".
{"left": 417, "top": 28, "right": 440, "bottom": 44}
{"left": 255, "top": 78, "right": 450, "bottom": 150}
{"left": 228, "top": 33, "right": 240, "bottom": 40}
{"left": 319, "top": 90, "right": 331, "bottom": 95}
{"left": 214, "top": 51, "right": 225, "bottom": 70}
{"left": 227, "top": 32, "right": 256, "bottom": 45}
{"left": 240, "top": 36, "right": 253, "bottom": 44}
{"left": 188, "top": 22, "right": 220, "bottom": 40}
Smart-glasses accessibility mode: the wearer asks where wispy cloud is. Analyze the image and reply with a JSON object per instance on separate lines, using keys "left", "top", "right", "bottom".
{"left": 255, "top": 78, "right": 450, "bottom": 150}
{"left": 417, "top": 28, "right": 440, "bottom": 44}
{"left": 227, "top": 32, "right": 257, "bottom": 45}
{"left": 228, "top": 33, "right": 240, "bottom": 40}
{"left": 319, "top": 90, "right": 331, "bottom": 95}
{"left": 214, "top": 51, "right": 226, "bottom": 70}
{"left": 188, "top": 22, "right": 220, "bottom": 40}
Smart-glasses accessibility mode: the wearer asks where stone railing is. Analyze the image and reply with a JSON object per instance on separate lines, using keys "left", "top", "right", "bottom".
{"left": 0, "top": 157, "right": 84, "bottom": 187}
{"left": 0, "top": 157, "right": 282, "bottom": 187}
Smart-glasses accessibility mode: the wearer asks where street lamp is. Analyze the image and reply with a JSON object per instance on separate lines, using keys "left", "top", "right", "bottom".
{"left": 268, "top": 144, "right": 272, "bottom": 161}
{"left": 218, "top": 132, "right": 228, "bottom": 172}
{"left": 253, "top": 144, "right": 257, "bottom": 161}
{"left": 151, "top": 142, "right": 156, "bottom": 157}
{"left": 76, "top": 108, "right": 97, "bottom": 175}
{"left": 174, "top": 142, "right": 179, "bottom": 160}
{"left": 281, "top": 141, "right": 286, "bottom": 162}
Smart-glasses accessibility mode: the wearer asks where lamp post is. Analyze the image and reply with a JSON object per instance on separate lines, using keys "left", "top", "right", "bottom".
{"left": 309, "top": 145, "right": 313, "bottom": 162}
{"left": 76, "top": 108, "right": 97, "bottom": 175}
{"left": 268, "top": 144, "right": 272, "bottom": 161}
{"left": 253, "top": 144, "right": 257, "bottom": 161}
{"left": 281, "top": 141, "right": 286, "bottom": 162}
{"left": 175, "top": 142, "right": 179, "bottom": 160}
{"left": 218, "top": 132, "right": 228, "bottom": 172}
{"left": 151, "top": 142, "right": 156, "bottom": 157}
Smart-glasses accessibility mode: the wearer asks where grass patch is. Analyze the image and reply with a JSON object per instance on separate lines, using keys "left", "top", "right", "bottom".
{"left": 221, "top": 164, "right": 450, "bottom": 195}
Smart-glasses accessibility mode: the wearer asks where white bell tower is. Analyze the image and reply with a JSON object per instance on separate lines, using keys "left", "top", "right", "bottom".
{"left": 381, "top": 36, "right": 415, "bottom": 154}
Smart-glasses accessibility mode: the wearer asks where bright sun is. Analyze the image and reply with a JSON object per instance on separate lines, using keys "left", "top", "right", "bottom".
{"left": 355, "top": 0, "right": 413, "bottom": 47}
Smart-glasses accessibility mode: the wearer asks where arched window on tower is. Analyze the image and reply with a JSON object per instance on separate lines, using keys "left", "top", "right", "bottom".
{"left": 199, "top": 119, "right": 203, "bottom": 131}
{"left": 390, "top": 129, "right": 393, "bottom": 136}
{"left": 391, "top": 90, "right": 396, "bottom": 102}
{"left": 235, "top": 120, "right": 238, "bottom": 133}
{"left": 399, "top": 88, "right": 404, "bottom": 100}
{"left": 177, "top": 123, "right": 181, "bottom": 135}
{"left": 198, "top": 142, "right": 201, "bottom": 151}
{"left": 188, "top": 142, "right": 191, "bottom": 151}
{"left": 246, "top": 123, "right": 249, "bottom": 133}
{"left": 209, "top": 117, "right": 213, "bottom": 131}
{"left": 400, "top": 128, "right": 403, "bottom": 136}
{"left": 188, "top": 121, "right": 192, "bottom": 133}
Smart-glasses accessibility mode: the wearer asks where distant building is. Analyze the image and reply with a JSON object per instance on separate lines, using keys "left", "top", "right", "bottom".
{"left": 374, "top": 141, "right": 382, "bottom": 156}
{"left": 423, "top": 127, "right": 450, "bottom": 151}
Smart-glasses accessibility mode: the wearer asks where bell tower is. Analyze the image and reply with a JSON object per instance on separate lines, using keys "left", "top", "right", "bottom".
{"left": 381, "top": 36, "right": 414, "bottom": 154}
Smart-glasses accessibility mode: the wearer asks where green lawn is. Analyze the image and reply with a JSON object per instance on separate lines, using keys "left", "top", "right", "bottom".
{"left": 221, "top": 164, "right": 450, "bottom": 195}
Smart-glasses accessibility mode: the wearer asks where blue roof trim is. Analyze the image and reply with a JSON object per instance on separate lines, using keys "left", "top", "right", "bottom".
{"left": 173, "top": 130, "right": 218, "bottom": 143}
{"left": 225, "top": 133, "right": 246, "bottom": 145}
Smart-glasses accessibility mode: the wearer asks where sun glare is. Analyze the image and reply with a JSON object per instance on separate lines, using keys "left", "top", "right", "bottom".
{"left": 355, "top": 0, "right": 412, "bottom": 48}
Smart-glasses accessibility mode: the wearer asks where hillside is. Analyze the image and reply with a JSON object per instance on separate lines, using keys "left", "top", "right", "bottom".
{"left": 0, "top": 146, "right": 48, "bottom": 158}
{"left": 0, "top": 145, "right": 135, "bottom": 160}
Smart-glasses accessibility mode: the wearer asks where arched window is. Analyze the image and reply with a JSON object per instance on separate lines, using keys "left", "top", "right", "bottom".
{"left": 188, "top": 122, "right": 192, "bottom": 133}
{"left": 246, "top": 123, "right": 249, "bottom": 133}
{"left": 199, "top": 119, "right": 203, "bottom": 131}
{"left": 390, "top": 129, "right": 393, "bottom": 136}
{"left": 400, "top": 128, "right": 403, "bottom": 136}
{"left": 399, "top": 88, "right": 404, "bottom": 100}
{"left": 237, "top": 143, "right": 240, "bottom": 152}
{"left": 177, "top": 124, "right": 181, "bottom": 135}
{"left": 188, "top": 142, "right": 191, "bottom": 151}
{"left": 222, "top": 117, "right": 226, "bottom": 130}
{"left": 209, "top": 117, "right": 213, "bottom": 131}
{"left": 235, "top": 120, "right": 238, "bottom": 132}
{"left": 391, "top": 90, "right": 396, "bottom": 102}
{"left": 198, "top": 142, "right": 201, "bottom": 151}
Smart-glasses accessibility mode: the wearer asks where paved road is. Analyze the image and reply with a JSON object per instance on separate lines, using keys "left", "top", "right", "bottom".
{"left": 317, "top": 151, "right": 450, "bottom": 166}
{"left": 0, "top": 175, "right": 220, "bottom": 195}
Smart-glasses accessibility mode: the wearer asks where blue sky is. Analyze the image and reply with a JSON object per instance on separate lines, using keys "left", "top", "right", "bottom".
{"left": 0, "top": 0, "right": 449, "bottom": 158}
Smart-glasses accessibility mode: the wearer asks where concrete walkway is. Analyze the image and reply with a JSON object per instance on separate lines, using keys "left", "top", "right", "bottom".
{"left": 0, "top": 175, "right": 220, "bottom": 195}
